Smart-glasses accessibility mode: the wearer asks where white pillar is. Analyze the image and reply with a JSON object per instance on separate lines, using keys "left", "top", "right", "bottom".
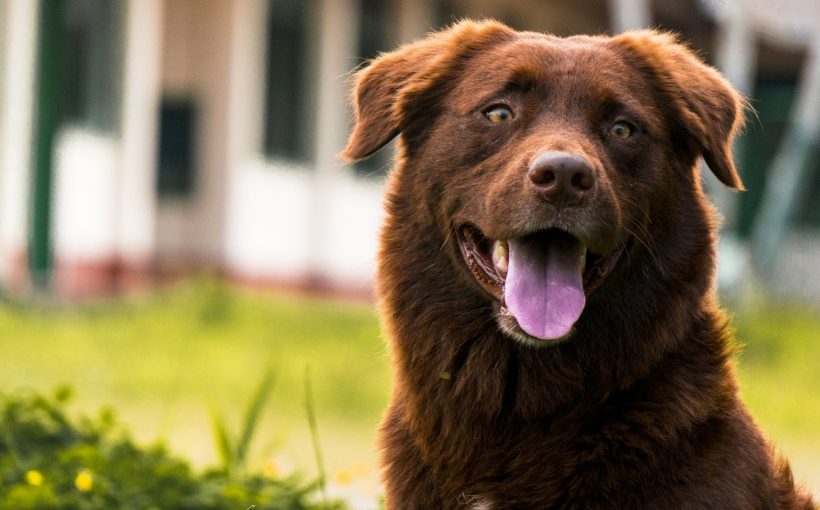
{"left": 0, "top": 0, "right": 7, "bottom": 277}
{"left": 117, "top": 0, "right": 164, "bottom": 278}
{"left": 0, "top": 0, "right": 39, "bottom": 287}
{"left": 0, "top": 1, "right": 7, "bottom": 206}
{"left": 309, "top": 0, "right": 359, "bottom": 284}
{"left": 220, "top": 0, "right": 266, "bottom": 265}
{"left": 313, "top": 0, "right": 358, "bottom": 169}
{"left": 225, "top": 0, "right": 266, "bottom": 163}
{"left": 189, "top": 0, "right": 232, "bottom": 267}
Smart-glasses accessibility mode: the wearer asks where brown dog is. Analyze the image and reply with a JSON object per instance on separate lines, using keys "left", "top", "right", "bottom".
{"left": 342, "top": 20, "right": 816, "bottom": 509}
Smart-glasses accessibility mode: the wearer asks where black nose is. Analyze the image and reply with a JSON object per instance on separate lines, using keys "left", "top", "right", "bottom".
{"left": 528, "top": 151, "right": 595, "bottom": 206}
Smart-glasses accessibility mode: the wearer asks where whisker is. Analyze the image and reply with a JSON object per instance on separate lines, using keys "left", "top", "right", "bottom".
{"left": 621, "top": 218, "right": 666, "bottom": 278}
{"left": 441, "top": 224, "right": 457, "bottom": 252}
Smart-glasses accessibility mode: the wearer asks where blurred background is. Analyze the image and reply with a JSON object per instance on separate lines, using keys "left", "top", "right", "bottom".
{"left": 0, "top": 0, "right": 817, "bottom": 506}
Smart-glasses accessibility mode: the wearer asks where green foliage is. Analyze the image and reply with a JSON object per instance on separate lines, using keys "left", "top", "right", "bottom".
{"left": 0, "top": 387, "right": 344, "bottom": 510}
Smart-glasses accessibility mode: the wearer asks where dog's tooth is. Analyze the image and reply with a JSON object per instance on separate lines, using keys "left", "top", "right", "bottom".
{"left": 493, "top": 240, "right": 509, "bottom": 276}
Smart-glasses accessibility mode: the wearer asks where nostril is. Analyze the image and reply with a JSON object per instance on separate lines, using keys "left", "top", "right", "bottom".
{"left": 571, "top": 170, "right": 594, "bottom": 191}
{"left": 532, "top": 169, "right": 556, "bottom": 186}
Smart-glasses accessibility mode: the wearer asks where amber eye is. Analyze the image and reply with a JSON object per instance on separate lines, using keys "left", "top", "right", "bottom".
{"left": 609, "top": 121, "right": 633, "bottom": 139}
{"left": 484, "top": 106, "right": 513, "bottom": 123}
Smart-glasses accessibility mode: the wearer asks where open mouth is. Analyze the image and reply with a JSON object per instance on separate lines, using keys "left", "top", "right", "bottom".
{"left": 457, "top": 224, "right": 622, "bottom": 342}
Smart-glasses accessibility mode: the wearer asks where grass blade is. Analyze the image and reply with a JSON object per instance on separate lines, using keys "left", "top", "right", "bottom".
{"left": 304, "top": 366, "right": 328, "bottom": 508}
{"left": 209, "top": 407, "right": 234, "bottom": 474}
{"left": 236, "top": 367, "right": 277, "bottom": 469}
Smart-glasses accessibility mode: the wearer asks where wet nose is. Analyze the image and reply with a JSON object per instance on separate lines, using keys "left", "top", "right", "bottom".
{"left": 528, "top": 151, "right": 595, "bottom": 206}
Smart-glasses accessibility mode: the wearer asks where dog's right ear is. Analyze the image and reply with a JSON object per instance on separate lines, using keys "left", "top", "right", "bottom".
{"left": 340, "top": 20, "right": 514, "bottom": 162}
{"left": 611, "top": 30, "right": 747, "bottom": 190}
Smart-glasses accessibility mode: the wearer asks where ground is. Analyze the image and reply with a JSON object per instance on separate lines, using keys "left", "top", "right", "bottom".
{"left": 0, "top": 279, "right": 817, "bottom": 503}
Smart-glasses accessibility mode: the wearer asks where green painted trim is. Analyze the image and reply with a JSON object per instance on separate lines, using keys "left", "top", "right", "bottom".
{"left": 30, "top": 0, "right": 64, "bottom": 288}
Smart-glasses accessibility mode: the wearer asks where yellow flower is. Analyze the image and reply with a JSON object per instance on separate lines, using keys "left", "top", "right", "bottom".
{"left": 75, "top": 469, "right": 93, "bottom": 492}
{"left": 264, "top": 460, "right": 279, "bottom": 478}
{"left": 335, "top": 468, "right": 353, "bottom": 486}
{"left": 25, "top": 470, "right": 43, "bottom": 486}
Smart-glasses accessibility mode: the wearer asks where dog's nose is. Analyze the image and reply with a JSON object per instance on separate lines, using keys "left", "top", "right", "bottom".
{"left": 528, "top": 151, "right": 595, "bottom": 205}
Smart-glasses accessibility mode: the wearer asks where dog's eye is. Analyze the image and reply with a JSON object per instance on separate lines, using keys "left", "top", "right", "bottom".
{"left": 609, "top": 121, "right": 633, "bottom": 139}
{"left": 484, "top": 106, "right": 513, "bottom": 123}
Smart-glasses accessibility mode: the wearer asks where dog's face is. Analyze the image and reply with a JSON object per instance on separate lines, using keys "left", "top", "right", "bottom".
{"left": 343, "top": 21, "right": 743, "bottom": 345}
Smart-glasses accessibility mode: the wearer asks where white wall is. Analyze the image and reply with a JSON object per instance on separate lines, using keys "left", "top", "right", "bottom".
{"left": 315, "top": 172, "right": 384, "bottom": 287}
{"left": 224, "top": 159, "right": 314, "bottom": 280}
{"left": 52, "top": 128, "right": 121, "bottom": 262}
{"left": 224, "top": 157, "right": 384, "bottom": 288}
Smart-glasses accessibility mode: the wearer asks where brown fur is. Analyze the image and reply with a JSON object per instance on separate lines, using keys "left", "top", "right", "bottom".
{"left": 343, "top": 20, "right": 816, "bottom": 509}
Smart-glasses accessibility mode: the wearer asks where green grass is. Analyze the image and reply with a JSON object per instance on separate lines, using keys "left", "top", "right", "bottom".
{"left": 0, "top": 279, "right": 390, "bottom": 497}
{"left": 0, "top": 279, "right": 817, "bottom": 497}
{"left": 734, "top": 305, "right": 820, "bottom": 492}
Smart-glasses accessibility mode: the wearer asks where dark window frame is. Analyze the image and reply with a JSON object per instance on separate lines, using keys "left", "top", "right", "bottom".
{"left": 156, "top": 96, "right": 198, "bottom": 197}
{"left": 262, "top": 0, "right": 316, "bottom": 163}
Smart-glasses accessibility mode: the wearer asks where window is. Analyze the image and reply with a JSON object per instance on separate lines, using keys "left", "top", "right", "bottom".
{"left": 156, "top": 98, "right": 197, "bottom": 197}
{"left": 263, "top": 0, "right": 314, "bottom": 161}
{"left": 62, "top": 0, "right": 124, "bottom": 133}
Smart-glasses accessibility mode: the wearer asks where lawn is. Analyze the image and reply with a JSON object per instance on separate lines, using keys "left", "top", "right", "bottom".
{"left": 0, "top": 279, "right": 817, "bottom": 500}
{"left": 0, "top": 280, "right": 389, "bottom": 503}
{"left": 734, "top": 304, "right": 820, "bottom": 494}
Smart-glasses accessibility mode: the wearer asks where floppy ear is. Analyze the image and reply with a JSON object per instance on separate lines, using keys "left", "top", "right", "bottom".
{"left": 612, "top": 30, "right": 746, "bottom": 190}
{"left": 340, "top": 20, "right": 514, "bottom": 162}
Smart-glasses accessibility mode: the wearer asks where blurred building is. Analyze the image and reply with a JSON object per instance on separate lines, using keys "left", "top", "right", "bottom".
{"left": 0, "top": 0, "right": 817, "bottom": 300}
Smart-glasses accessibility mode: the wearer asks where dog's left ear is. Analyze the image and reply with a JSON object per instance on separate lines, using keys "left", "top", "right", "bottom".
{"left": 341, "top": 20, "right": 515, "bottom": 162}
{"left": 612, "top": 31, "right": 746, "bottom": 190}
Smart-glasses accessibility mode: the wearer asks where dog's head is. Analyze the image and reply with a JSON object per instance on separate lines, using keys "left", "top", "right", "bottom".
{"left": 343, "top": 21, "right": 744, "bottom": 346}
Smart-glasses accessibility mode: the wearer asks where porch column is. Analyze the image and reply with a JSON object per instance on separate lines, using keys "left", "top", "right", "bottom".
{"left": 0, "top": 0, "right": 39, "bottom": 291}
{"left": 117, "top": 0, "right": 164, "bottom": 287}
{"left": 309, "top": 0, "right": 359, "bottom": 286}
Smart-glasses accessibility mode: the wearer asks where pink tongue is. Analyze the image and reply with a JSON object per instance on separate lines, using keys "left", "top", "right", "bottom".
{"left": 504, "top": 232, "right": 586, "bottom": 340}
